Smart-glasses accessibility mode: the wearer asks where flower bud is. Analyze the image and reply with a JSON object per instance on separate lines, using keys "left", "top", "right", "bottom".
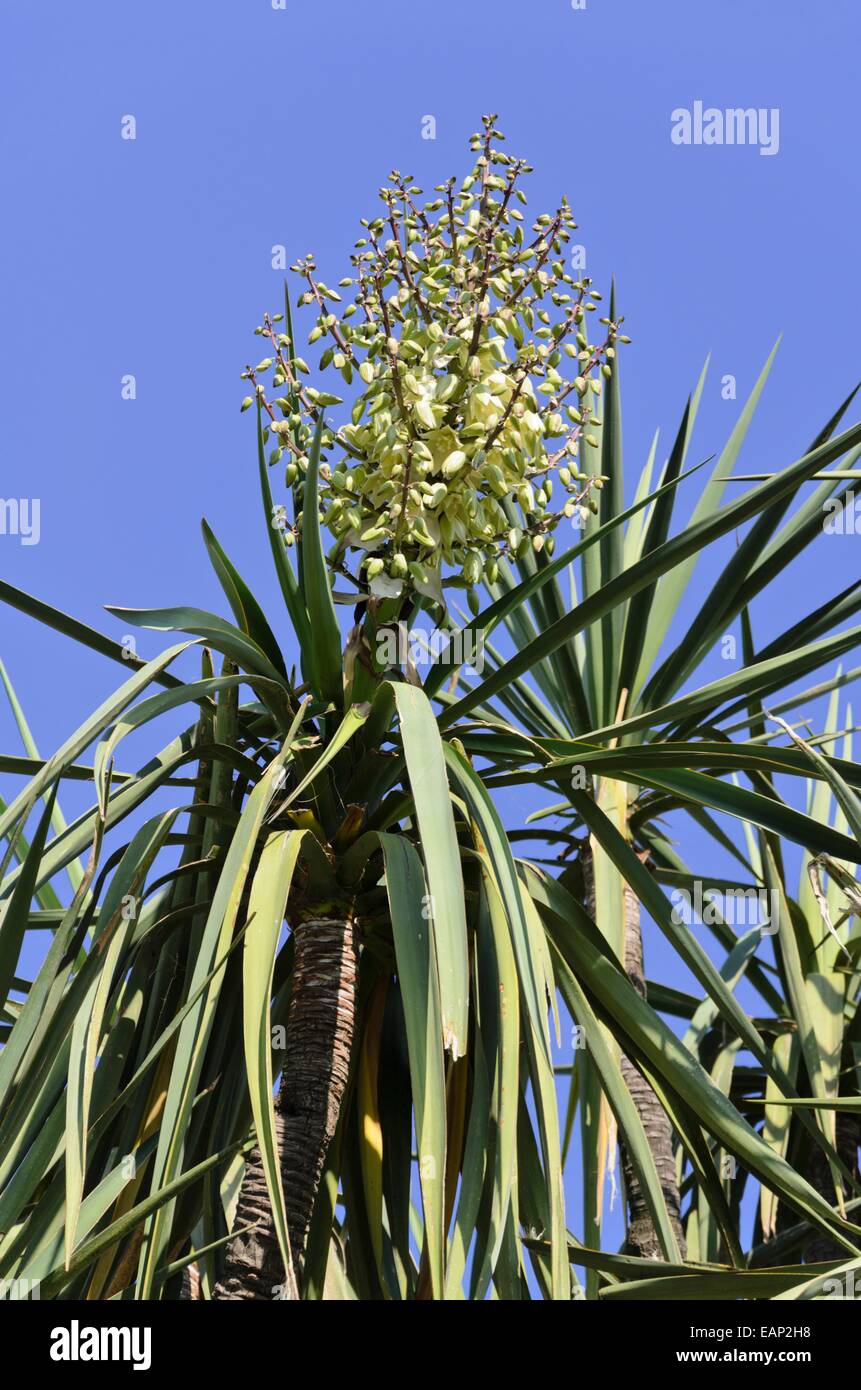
{"left": 463, "top": 551, "right": 482, "bottom": 585}
{"left": 442, "top": 450, "right": 468, "bottom": 478}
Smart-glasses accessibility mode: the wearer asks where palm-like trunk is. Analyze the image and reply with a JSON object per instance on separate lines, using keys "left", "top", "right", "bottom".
{"left": 616, "top": 882, "right": 686, "bottom": 1259}
{"left": 214, "top": 917, "right": 358, "bottom": 1300}
{"left": 582, "top": 849, "right": 686, "bottom": 1260}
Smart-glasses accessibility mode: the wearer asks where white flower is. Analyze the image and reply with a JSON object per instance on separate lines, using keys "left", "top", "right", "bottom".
{"left": 369, "top": 573, "right": 404, "bottom": 599}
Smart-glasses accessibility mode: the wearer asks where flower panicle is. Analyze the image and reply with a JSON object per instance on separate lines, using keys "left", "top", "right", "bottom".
{"left": 242, "top": 115, "right": 627, "bottom": 605}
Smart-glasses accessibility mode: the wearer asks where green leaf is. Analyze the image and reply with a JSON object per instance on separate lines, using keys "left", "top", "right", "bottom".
{"left": 469, "top": 869, "right": 520, "bottom": 1297}
{"left": 391, "top": 685, "right": 469, "bottom": 1058}
{"left": 545, "top": 949, "right": 676, "bottom": 1265}
{"left": 618, "top": 372, "right": 706, "bottom": 698}
{"left": 300, "top": 414, "right": 344, "bottom": 703}
{"left": 64, "top": 809, "right": 178, "bottom": 1267}
{"left": 104, "top": 606, "right": 288, "bottom": 689}
{"left": 256, "top": 403, "right": 315, "bottom": 675}
{"left": 378, "top": 834, "right": 447, "bottom": 1299}
{"left": 0, "top": 660, "right": 83, "bottom": 892}
{"left": 632, "top": 341, "right": 779, "bottom": 699}
{"left": 200, "top": 519, "right": 288, "bottom": 678}
{"left": 242, "top": 828, "right": 306, "bottom": 1284}
{"left": 441, "top": 742, "right": 567, "bottom": 1297}
{"left": 0, "top": 789, "right": 57, "bottom": 1014}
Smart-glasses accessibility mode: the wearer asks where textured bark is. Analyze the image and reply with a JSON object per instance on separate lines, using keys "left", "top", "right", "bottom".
{"left": 582, "top": 848, "right": 686, "bottom": 1260}
{"left": 214, "top": 917, "right": 358, "bottom": 1300}
{"left": 802, "top": 1113, "right": 860, "bottom": 1264}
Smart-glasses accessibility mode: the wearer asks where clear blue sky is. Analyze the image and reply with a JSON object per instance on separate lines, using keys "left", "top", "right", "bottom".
{"left": 1, "top": 0, "right": 859, "bottom": 1259}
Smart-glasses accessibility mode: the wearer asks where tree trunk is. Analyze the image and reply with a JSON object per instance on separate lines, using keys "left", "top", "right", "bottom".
{"left": 802, "top": 1113, "right": 860, "bottom": 1265}
{"left": 214, "top": 917, "right": 358, "bottom": 1300}
{"left": 582, "top": 848, "right": 686, "bottom": 1260}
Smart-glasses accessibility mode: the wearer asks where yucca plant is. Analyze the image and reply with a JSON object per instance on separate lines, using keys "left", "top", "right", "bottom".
{"left": 0, "top": 116, "right": 623, "bottom": 1301}
{"left": 1, "top": 114, "right": 860, "bottom": 1303}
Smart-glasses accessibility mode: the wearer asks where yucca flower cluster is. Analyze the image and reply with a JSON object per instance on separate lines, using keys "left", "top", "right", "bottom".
{"left": 243, "top": 115, "right": 626, "bottom": 607}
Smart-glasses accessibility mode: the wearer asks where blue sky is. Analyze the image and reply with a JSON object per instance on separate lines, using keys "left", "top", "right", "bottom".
{"left": 1, "top": 0, "right": 859, "bottom": 1262}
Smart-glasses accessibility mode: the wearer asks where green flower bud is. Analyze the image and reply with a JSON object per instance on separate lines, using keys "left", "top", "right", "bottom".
{"left": 426, "top": 482, "right": 448, "bottom": 508}
{"left": 411, "top": 521, "right": 435, "bottom": 548}
{"left": 463, "top": 551, "right": 482, "bottom": 585}
{"left": 486, "top": 464, "right": 508, "bottom": 498}
{"left": 442, "top": 450, "right": 468, "bottom": 478}
{"left": 517, "top": 482, "right": 535, "bottom": 513}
